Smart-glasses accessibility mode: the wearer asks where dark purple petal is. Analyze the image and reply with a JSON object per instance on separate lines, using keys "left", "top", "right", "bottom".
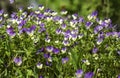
{"left": 44, "top": 53, "right": 50, "bottom": 58}
{"left": 75, "top": 69, "right": 83, "bottom": 78}
{"left": 91, "top": 11, "right": 98, "bottom": 17}
{"left": 53, "top": 48, "right": 60, "bottom": 54}
{"left": 92, "top": 47, "right": 98, "bottom": 53}
{"left": 78, "top": 17, "right": 84, "bottom": 23}
{"left": 46, "top": 46, "right": 54, "bottom": 52}
{"left": 86, "top": 22, "right": 93, "bottom": 29}
{"left": 13, "top": 57, "right": 22, "bottom": 66}
{"left": 62, "top": 57, "right": 69, "bottom": 64}
{"left": 9, "top": 0, "right": 14, "bottom": 4}
{"left": 56, "top": 28, "right": 62, "bottom": 34}
{"left": 84, "top": 72, "right": 94, "bottom": 78}
{"left": 0, "top": 9, "right": 4, "bottom": 15}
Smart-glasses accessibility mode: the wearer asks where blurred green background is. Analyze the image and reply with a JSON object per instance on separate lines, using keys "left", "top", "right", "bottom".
{"left": 0, "top": 0, "right": 120, "bottom": 30}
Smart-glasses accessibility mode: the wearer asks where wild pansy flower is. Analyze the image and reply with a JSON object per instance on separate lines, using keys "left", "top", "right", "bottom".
{"left": 72, "top": 13, "right": 78, "bottom": 20}
{"left": 44, "top": 8, "right": 51, "bottom": 15}
{"left": 38, "top": 5, "right": 44, "bottom": 11}
{"left": 60, "top": 10, "right": 68, "bottom": 15}
{"left": 9, "top": 0, "right": 14, "bottom": 4}
{"left": 61, "top": 47, "right": 67, "bottom": 54}
{"left": 46, "top": 16, "right": 53, "bottom": 22}
{"left": 82, "top": 59, "right": 90, "bottom": 65}
{"left": 39, "top": 75, "right": 43, "bottom": 78}
{"left": 6, "top": 26, "right": 16, "bottom": 37}
{"left": 53, "top": 48, "right": 60, "bottom": 54}
{"left": 92, "top": 47, "right": 98, "bottom": 53}
{"left": 71, "top": 34, "right": 77, "bottom": 41}
{"left": 56, "top": 28, "right": 62, "bottom": 34}
{"left": 26, "top": 25, "right": 36, "bottom": 36}
{"left": 28, "top": 5, "right": 34, "bottom": 10}
{"left": 44, "top": 53, "right": 50, "bottom": 58}
{"left": 62, "top": 40, "right": 70, "bottom": 46}
{"left": 0, "top": 10, "right": 4, "bottom": 16}
{"left": 87, "top": 11, "right": 98, "bottom": 20}
{"left": 105, "top": 32, "right": 112, "bottom": 37}
{"left": 48, "top": 56, "right": 52, "bottom": 62}
{"left": 97, "top": 38, "right": 103, "bottom": 45}
{"left": 46, "top": 61, "right": 52, "bottom": 66}
{"left": 36, "top": 62, "right": 43, "bottom": 69}
{"left": 13, "top": 57, "right": 22, "bottom": 66}
{"left": 45, "top": 37, "right": 51, "bottom": 43}
{"left": 35, "top": 10, "right": 40, "bottom": 14}
{"left": 18, "top": 20, "right": 26, "bottom": 29}
{"left": 78, "top": 17, "right": 84, "bottom": 23}
{"left": 84, "top": 72, "right": 94, "bottom": 78}
{"left": 61, "top": 23, "right": 66, "bottom": 29}
{"left": 51, "top": 11, "right": 58, "bottom": 16}
{"left": 95, "top": 25, "right": 103, "bottom": 32}
{"left": 62, "top": 57, "right": 69, "bottom": 64}
{"left": 85, "top": 22, "right": 93, "bottom": 29}
{"left": 46, "top": 46, "right": 54, "bottom": 52}
{"left": 75, "top": 69, "right": 83, "bottom": 78}
{"left": 70, "top": 20, "right": 78, "bottom": 28}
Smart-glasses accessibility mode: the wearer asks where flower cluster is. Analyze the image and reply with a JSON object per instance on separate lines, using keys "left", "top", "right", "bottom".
{"left": 0, "top": 3, "right": 120, "bottom": 78}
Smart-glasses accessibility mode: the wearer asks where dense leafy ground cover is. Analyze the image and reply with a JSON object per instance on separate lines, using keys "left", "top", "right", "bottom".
{"left": 0, "top": 1, "right": 120, "bottom": 78}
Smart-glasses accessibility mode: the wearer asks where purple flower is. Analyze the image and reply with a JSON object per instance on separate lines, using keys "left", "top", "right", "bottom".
{"left": 46, "top": 61, "right": 52, "bottom": 66}
{"left": 61, "top": 47, "right": 67, "bottom": 53}
{"left": 0, "top": 10, "right": 4, "bottom": 15}
{"left": 38, "top": 5, "right": 44, "bottom": 10}
{"left": 62, "top": 57, "right": 69, "bottom": 64}
{"left": 75, "top": 69, "right": 83, "bottom": 78}
{"left": 36, "top": 62, "right": 43, "bottom": 69}
{"left": 26, "top": 25, "right": 36, "bottom": 35}
{"left": 72, "top": 13, "right": 78, "bottom": 19}
{"left": 13, "top": 57, "right": 22, "bottom": 66}
{"left": 18, "top": 20, "right": 26, "bottom": 29}
{"left": 53, "top": 48, "right": 60, "bottom": 54}
{"left": 84, "top": 72, "right": 94, "bottom": 78}
{"left": 46, "top": 46, "right": 54, "bottom": 52}
{"left": 62, "top": 40, "right": 70, "bottom": 46}
{"left": 61, "top": 24, "right": 66, "bottom": 29}
{"left": 61, "top": 10, "right": 68, "bottom": 15}
{"left": 85, "top": 22, "right": 93, "bottom": 29}
{"left": 71, "top": 34, "right": 77, "bottom": 41}
{"left": 78, "top": 17, "right": 84, "bottom": 23}
{"left": 44, "top": 53, "right": 50, "bottom": 58}
{"left": 39, "top": 75, "right": 43, "bottom": 78}
{"left": 92, "top": 47, "right": 98, "bottom": 53}
{"left": 6, "top": 27, "right": 16, "bottom": 37}
{"left": 88, "top": 11, "right": 98, "bottom": 20}
{"left": 9, "top": 0, "right": 14, "bottom": 4}
{"left": 56, "top": 28, "right": 62, "bottom": 34}
{"left": 97, "top": 38, "right": 103, "bottom": 45}
{"left": 40, "top": 23, "right": 45, "bottom": 27}
{"left": 91, "top": 11, "right": 98, "bottom": 17}
{"left": 105, "top": 32, "right": 112, "bottom": 37}
{"left": 37, "top": 13, "right": 45, "bottom": 19}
